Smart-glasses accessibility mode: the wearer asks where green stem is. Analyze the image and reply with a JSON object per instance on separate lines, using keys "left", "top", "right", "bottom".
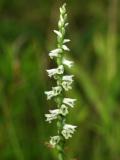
{"left": 56, "top": 43, "right": 65, "bottom": 160}
{"left": 56, "top": 60, "right": 65, "bottom": 160}
{"left": 54, "top": 3, "right": 67, "bottom": 159}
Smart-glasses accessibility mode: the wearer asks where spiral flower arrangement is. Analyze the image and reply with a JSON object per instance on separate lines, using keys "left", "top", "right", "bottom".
{"left": 45, "top": 3, "right": 77, "bottom": 160}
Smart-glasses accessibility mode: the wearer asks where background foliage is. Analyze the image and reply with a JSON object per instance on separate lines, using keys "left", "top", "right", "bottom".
{"left": 0, "top": 0, "right": 120, "bottom": 159}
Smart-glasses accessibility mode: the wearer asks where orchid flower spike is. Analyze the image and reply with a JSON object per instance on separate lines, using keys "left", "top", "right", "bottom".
{"left": 44, "top": 3, "right": 77, "bottom": 160}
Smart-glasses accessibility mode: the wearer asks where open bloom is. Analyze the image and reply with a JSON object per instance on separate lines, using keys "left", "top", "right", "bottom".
{"left": 50, "top": 136, "right": 60, "bottom": 147}
{"left": 46, "top": 68, "right": 58, "bottom": 77}
{"left": 62, "top": 124, "right": 77, "bottom": 139}
{"left": 47, "top": 65, "right": 64, "bottom": 78}
{"left": 44, "top": 90, "right": 55, "bottom": 100}
{"left": 62, "top": 58, "right": 74, "bottom": 68}
{"left": 62, "top": 75, "right": 74, "bottom": 82}
{"left": 63, "top": 98, "right": 76, "bottom": 108}
{"left": 52, "top": 86, "right": 62, "bottom": 96}
{"left": 49, "top": 48, "right": 62, "bottom": 59}
{"left": 62, "top": 75, "right": 74, "bottom": 91}
{"left": 45, "top": 86, "right": 62, "bottom": 100}
{"left": 62, "top": 81, "right": 72, "bottom": 91}
{"left": 59, "top": 104, "right": 68, "bottom": 116}
{"left": 45, "top": 109, "right": 60, "bottom": 123}
{"left": 57, "top": 65, "right": 64, "bottom": 74}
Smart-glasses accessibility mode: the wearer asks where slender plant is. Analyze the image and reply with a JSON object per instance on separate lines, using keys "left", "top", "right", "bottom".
{"left": 45, "top": 3, "right": 77, "bottom": 160}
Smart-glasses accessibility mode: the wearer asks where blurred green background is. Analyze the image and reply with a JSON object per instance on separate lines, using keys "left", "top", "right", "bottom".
{"left": 0, "top": 0, "right": 120, "bottom": 159}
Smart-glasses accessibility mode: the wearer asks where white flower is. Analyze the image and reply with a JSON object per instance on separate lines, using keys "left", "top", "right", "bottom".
{"left": 60, "top": 104, "right": 68, "bottom": 116}
{"left": 45, "top": 109, "right": 60, "bottom": 123}
{"left": 63, "top": 98, "right": 76, "bottom": 108}
{"left": 63, "top": 39, "right": 70, "bottom": 44}
{"left": 62, "top": 81, "right": 72, "bottom": 91}
{"left": 62, "top": 58, "right": 74, "bottom": 68}
{"left": 50, "top": 136, "right": 60, "bottom": 147}
{"left": 45, "top": 86, "right": 62, "bottom": 100}
{"left": 62, "top": 45, "right": 70, "bottom": 51}
{"left": 62, "top": 124, "right": 77, "bottom": 139}
{"left": 52, "top": 86, "right": 62, "bottom": 96}
{"left": 46, "top": 65, "right": 64, "bottom": 78}
{"left": 54, "top": 30, "right": 62, "bottom": 38}
{"left": 46, "top": 68, "right": 58, "bottom": 77}
{"left": 57, "top": 65, "right": 64, "bottom": 74}
{"left": 49, "top": 109, "right": 60, "bottom": 114}
{"left": 62, "top": 75, "right": 74, "bottom": 82}
{"left": 44, "top": 91, "right": 54, "bottom": 100}
{"left": 62, "top": 75, "right": 74, "bottom": 91}
{"left": 49, "top": 48, "right": 62, "bottom": 59}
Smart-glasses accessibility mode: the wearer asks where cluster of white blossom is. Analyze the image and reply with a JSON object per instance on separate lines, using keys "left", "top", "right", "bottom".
{"left": 45, "top": 3, "right": 77, "bottom": 149}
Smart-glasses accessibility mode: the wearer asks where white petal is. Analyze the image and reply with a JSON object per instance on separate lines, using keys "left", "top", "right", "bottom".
{"left": 44, "top": 91, "right": 54, "bottom": 100}
{"left": 50, "top": 136, "right": 60, "bottom": 147}
{"left": 53, "top": 30, "right": 62, "bottom": 38}
{"left": 45, "top": 109, "right": 60, "bottom": 123}
{"left": 65, "top": 23, "right": 69, "bottom": 27}
{"left": 52, "top": 86, "right": 62, "bottom": 96}
{"left": 61, "top": 130, "right": 71, "bottom": 139}
{"left": 62, "top": 81, "right": 72, "bottom": 91}
{"left": 60, "top": 7, "right": 62, "bottom": 12}
{"left": 62, "top": 45, "right": 70, "bottom": 51}
{"left": 46, "top": 68, "right": 57, "bottom": 77}
{"left": 60, "top": 104, "right": 68, "bottom": 116}
{"left": 47, "top": 65, "right": 64, "bottom": 78}
{"left": 62, "top": 124, "right": 77, "bottom": 139}
{"left": 62, "top": 75, "right": 74, "bottom": 82}
{"left": 45, "top": 114, "right": 57, "bottom": 123}
{"left": 49, "top": 52, "right": 58, "bottom": 59}
{"left": 60, "top": 15, "right": 64, "bottom": 24}
{"left": 63, "top": 39, "right": 71, "bottom": 44}
{"left": 62, "top": 59, "right": 74, "bottom": 68}
{"left": 49, "top": 109, "right": 60, "bottom": 114}
{"left": 57, "top": 65, "right": 64, "bottom": 74}
{"left": 49, "top": 48, "right": 62, "bottom": 59}
{"left": 64, "top": 124, "right": 77, "bottom": 130}
{"left": 63, "top": 98, "right": 76, "bottom": 108}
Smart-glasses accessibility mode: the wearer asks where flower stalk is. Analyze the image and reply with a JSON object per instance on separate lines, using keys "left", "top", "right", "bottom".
{"left": 45, "top": 3, "right": 77, "bottom": 160}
